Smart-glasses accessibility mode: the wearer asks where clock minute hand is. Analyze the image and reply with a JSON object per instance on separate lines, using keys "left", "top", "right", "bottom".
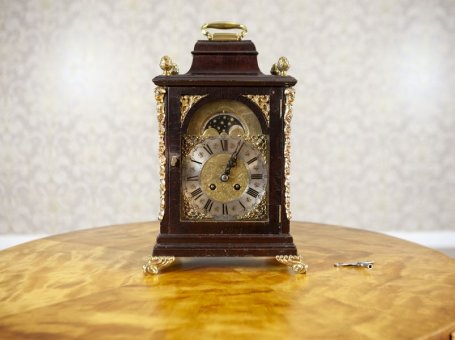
{"left": 221, "top": 140, "right": 244, "bottom": 181}
{"left": 221, "top": 153, "right": 237, "bottom": 180}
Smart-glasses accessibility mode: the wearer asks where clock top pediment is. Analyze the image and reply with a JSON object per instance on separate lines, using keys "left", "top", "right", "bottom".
{"left": 153, "top": 40, "right": 297, "bottom": 87}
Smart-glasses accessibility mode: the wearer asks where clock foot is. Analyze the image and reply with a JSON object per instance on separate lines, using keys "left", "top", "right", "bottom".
{"left": 143, "top": 256, "right": 175, "bottom": 275}
{"left": 276, "top": 255, "right": 308, "bottom": 274}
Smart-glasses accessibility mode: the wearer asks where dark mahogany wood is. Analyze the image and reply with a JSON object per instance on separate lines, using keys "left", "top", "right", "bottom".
{"left": 152, "top": 39, "right": 298, "bottom": 257}
{"left": 153, "top": 41, "right": 297, "bottom": 87}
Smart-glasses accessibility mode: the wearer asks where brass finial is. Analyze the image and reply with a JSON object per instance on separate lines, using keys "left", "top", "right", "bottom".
{"left": 276, "top": 56, "right": 290, "bottom": 76}
{"left": 160, "top": 56, "right": 179, "bottom": 76}
{"left": 270, "top": 63, "right": 279, "bottom": 75}
{"left": 271, "top": 57, "right": 290, "bottom": 76}
{"left": 171, "top": 63, "right": 179, "bottom": 75}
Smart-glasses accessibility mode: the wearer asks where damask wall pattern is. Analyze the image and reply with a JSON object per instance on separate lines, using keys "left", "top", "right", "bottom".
{"left": 0, "top": 0, "right": 454, "bottom": 233}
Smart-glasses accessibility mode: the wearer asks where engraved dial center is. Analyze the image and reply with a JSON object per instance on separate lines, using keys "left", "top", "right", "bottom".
{"left": 200, "top": 153, "right": 248, "bottom": 203}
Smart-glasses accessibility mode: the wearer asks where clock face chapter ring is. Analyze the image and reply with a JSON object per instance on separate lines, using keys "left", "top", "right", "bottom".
{"left": 182, "top": 136, "right": 268, "bottom": 220}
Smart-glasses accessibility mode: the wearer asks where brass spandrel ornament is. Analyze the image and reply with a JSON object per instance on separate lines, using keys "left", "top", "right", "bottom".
{"left": 180, "top": 95, "right": 208, "bottom": 124}
{"left": 242, "top": 95, "right": 270, "bottom": 125}
{"left": 144, "top": 22, "right": 306, "bottom": 274}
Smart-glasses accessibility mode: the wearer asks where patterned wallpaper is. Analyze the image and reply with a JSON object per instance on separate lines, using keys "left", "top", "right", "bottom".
{"left": 1, "top": 0, "right": 454, "bottom": 233}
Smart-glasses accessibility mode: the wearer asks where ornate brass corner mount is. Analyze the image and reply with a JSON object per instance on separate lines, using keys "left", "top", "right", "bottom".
{"left": 238, "top": 194, "right": 268, "bottom": 221}
{"left": 242, "top": 94, "right": 270, "bottom": 125}
{"left": 180, "top": 95, "right": 208, "bottom": 124}
{"left": 155, "top": 86, "right": 167, "bottom": 221}
{"left": 276, "top": 255, "right": 308, "bottom": 274}
{"left": 283, "top": 87, "right": 295, "bottom": 220}
{"left": 143, "top": 256, "right": 176, "bottom": 275}
{"left": 271, "top": 56, "right": 290, "bottom": 76}
{"left": 160, "top": 56, "right": 179, "bottom": 76}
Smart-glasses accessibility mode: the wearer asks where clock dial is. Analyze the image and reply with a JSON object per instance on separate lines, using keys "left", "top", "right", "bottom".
{"left": 183, "top": 136, "right": 267, "bottom": 220}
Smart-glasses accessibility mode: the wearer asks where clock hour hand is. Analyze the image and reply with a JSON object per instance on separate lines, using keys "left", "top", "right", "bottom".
{"left": 221, "top": 140, "right": 244, "bottom": 182}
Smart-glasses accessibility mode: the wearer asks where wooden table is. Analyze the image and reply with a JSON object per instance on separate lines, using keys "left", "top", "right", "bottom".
{"left": 1, "top": 222, "right": 454, "bottom": 339}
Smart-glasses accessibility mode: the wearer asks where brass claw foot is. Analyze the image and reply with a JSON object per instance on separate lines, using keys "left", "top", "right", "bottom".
{"left": 143, "top": 256, "right": 175, "bottom": 275}
{"left": 276, "top": 255, "right": 308, "bottom": 274}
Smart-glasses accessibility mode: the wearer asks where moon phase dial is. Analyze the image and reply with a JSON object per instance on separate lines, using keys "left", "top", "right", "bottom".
{"left": 183, "top": 136, "right": 268, "bottom": 220}
{"left": 202, "top": 113, "right": 246, "bottom": 137}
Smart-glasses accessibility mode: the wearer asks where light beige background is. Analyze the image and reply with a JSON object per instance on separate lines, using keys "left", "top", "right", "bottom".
{"left": 1, "top": 0, "right": 454, "bottom": 234}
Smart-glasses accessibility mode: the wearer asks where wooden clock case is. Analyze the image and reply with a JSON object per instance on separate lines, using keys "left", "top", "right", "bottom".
{"left": 152, "top": 39, "right": 298, "bottom": 258}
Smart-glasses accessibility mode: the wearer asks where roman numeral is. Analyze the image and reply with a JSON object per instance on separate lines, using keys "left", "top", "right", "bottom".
{"left": 187, "top": 175, "right": 199, "bottom": 181}
{"left": 220, "top": 139, "right": 228, "bottom": 151}
{"left": 222, "top": 203, "right": 228, "bottom": 215}
{"left": 204, "top": 199, "right": 214, "bottom": 212}
{"left": 246, "top": 187, "right": 259, "bottom": 198}
{"left": 239, "top": 201, "right": 246, "bottom": 211}
{"left": 190, "top": 188, "right": 203, "bottom": 200}
{"left": 251, "top": 173, "right": 263, "bottom": 180}
{"left": 246, "top": 156, "right": 258, "bottom": 165}
{"left": 190, "top": 158, "right": 202, "bottom": 165}
{"left": 203, "top": 144, "right": 213, "bottom": 155}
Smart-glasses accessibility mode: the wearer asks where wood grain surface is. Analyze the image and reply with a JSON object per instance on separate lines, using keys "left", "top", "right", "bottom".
{"left": 1, "top": 222, "right": 454, "bottom": 339}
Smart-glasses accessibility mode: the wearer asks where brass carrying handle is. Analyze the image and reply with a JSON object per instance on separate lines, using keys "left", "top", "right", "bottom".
{"left": 201, "top": 22, "right": 248, "bottom": 41}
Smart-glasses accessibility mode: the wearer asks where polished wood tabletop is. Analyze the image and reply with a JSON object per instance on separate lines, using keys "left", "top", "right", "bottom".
{"left": 1, "top": 222, "right": 454, "bottom": 339}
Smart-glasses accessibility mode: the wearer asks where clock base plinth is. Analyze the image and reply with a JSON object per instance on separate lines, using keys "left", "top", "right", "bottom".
{"left": 145, "top": 234, "right": 304, "bottom": 274}
{"left": 151, "top": 233, "right": 298, "bottom": 257}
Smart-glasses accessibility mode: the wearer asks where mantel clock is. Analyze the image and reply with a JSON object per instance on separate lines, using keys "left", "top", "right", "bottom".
{"left": 143, "top": 22, "right": 307, "bottom": 274}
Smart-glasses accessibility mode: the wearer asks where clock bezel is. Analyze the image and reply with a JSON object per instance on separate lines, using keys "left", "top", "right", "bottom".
{"left": 180, "top": 134, "right": 270, "bottom": 222}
